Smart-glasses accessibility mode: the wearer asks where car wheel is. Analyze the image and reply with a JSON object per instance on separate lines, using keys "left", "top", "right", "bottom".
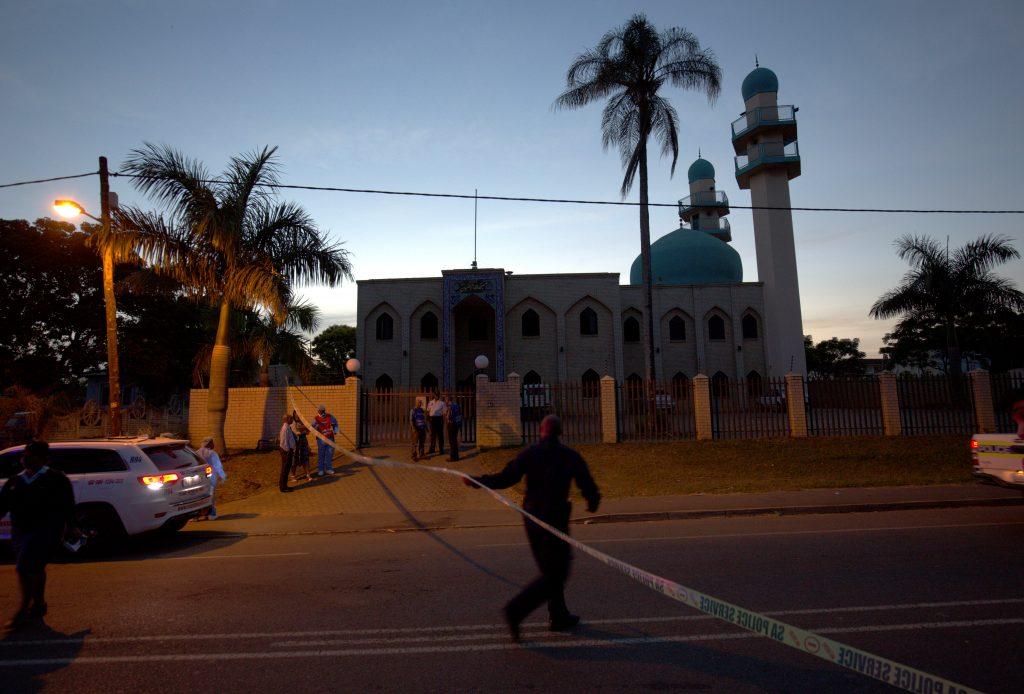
{"left": 67, "top": 504, "right": 125, "bottom": 555}
{"left": 160, "top": 517, "right": 189, "bottom": 534}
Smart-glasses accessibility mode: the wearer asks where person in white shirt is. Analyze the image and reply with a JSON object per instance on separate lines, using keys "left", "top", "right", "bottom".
{"left": 198, "top": 437, "right": 228, "bottom": 519}
{"left": 278, "top": 415, "right": 296, "bottom": 493}
{"left": 426, "top": 392, "right": 447, "bottom": 456}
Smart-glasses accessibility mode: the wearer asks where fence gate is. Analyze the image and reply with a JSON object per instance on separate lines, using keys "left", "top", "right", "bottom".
{"left": 617, "top": 379, "right": 696, "bottom": 442}
{"left": 359, "top": 390, "right": 475, "bottom": 447}
{"left": 805, "top": 377, "right": 884, "bottom": 436}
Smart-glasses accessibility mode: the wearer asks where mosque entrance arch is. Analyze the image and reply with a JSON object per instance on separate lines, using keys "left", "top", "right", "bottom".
{"left": 451, "top": 294, "right": 496, "bottom": 387}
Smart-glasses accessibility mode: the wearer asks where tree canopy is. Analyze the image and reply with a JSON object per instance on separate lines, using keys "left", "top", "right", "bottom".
{"left": 804, "top": 336, "right": 867, "bottom": 377}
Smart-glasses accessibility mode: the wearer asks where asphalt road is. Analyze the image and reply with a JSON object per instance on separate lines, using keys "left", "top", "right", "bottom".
{"left": 1, "top": 506, "right": 1022, "bottom": 693}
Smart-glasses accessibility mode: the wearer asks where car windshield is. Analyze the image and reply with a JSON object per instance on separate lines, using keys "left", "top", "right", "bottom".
{"left": 143, "top": 445, "right": 204, "bottom": 471}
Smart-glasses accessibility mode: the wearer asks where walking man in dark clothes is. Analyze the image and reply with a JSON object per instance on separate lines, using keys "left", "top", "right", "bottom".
{"left": 0, "top": 441, "right": 75, "bottom": 630}
{"left": 464, "top": 415, "right": 600, "bottom": 640}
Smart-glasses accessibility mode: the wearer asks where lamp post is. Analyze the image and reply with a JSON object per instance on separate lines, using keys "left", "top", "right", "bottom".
{"left": 53, "top": 156, "right": 122, "bottom": 436}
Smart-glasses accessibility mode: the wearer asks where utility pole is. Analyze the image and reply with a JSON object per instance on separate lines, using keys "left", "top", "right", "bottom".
{"left": 99, "top": 156, "right": 122, "bottom": 436}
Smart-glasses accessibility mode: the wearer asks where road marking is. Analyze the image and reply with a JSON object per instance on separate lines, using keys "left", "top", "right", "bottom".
{"left": 3, "top": 598, "right": 1021, "bottom": 647}
{"left": 165, "top": 552, "right": 310, "bottom": 561}
{"left": 476, "top": 521, "right": 1024, "bottom": 547}
{"left": 2, "top": 618, "right": 1023, "bottom": 666}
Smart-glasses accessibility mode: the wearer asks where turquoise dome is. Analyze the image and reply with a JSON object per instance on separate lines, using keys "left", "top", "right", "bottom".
{"left": 741, "top": 66, "right": 779, "bottom": 101}
{"left": 687, "top": 157, "right": 715, "bottom": 183}
{"left": 629, "top": 226, "right": 743, "bottom": 285}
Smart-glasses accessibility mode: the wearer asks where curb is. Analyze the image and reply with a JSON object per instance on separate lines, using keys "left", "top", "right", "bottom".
{"left": 581, "top": 495, "right": 1024, "bottom": 525}
{"left": 185, "top": 495, "right": 1024, "bottom": 538}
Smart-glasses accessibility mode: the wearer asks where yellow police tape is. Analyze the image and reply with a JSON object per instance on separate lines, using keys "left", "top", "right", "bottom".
{"left": 290, "top": 401, "right": 981, "bottom": 694}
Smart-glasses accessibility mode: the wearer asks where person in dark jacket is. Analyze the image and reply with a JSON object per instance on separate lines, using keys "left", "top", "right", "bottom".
{"left": 0, "top": 441, "right": 75, "bottom": 630}
{"left": 464, "top": 415, "right": 600, "bottom": 640}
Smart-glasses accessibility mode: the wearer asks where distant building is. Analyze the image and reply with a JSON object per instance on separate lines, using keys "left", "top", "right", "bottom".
{"left": 357, "top": 65, "right": 807, "bottom": 389}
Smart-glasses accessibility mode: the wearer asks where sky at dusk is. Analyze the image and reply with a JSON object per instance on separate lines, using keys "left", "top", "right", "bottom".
{"left": 2, "top": 0, "right": 1023, "bottom": 356}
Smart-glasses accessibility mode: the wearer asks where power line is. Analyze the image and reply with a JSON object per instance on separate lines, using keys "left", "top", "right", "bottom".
{"left": 0, "top": 172, "right": 98, "bottom": 189}
{"left": 3, "top": 169, "right": 1023, "bottom": 214}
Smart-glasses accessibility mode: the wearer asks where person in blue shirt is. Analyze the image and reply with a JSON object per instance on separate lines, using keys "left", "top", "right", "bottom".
{"left": 0, "top": 441, "right": 74, "bottom": 630}
{"left": 444, "top": 393, "right": 463, "bottom": 462}
{"left": 409, "top": 400, "right": 428, "bottom": 461}
{"left": 197, "top": 437, "right": 228, "bottom": 519}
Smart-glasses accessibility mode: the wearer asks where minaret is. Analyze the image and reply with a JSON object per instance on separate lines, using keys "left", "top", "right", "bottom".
{"left": 679, "top": 154, "right": 731, "bottom": 242}
{"left": 732, "top": 64, "right": 807, "bottom": 377}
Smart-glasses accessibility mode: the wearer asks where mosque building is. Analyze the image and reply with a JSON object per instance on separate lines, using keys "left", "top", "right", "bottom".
{"left": 356, "top": 65, "right": 806, "bottom": 391}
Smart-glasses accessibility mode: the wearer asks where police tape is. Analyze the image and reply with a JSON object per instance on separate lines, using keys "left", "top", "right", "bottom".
{"left": 289, "top": 401, "right": 981, "bottom": 694}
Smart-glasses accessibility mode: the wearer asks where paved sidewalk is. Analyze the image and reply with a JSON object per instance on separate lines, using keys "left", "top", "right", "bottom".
{"left": 195, "top": 442, "right": 1022, "bottom": 537}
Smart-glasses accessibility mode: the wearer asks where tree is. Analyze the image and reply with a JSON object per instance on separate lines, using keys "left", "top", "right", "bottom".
{"left": 555, "top": 13, "right": 721, "bottom": 382}
{"left": 804, "top": 335, "right": 866, "bottom": 377}
{"left": 881, "top": 306, "right": 1024, "bottom": 373}
{"left": 870, "top": 234, "right": 1024, "bottom": 380}
{"left": 116, "top": 144, "right": 352, "bottom": 454}
{"left": 311, "top": 324, "right": 357, "bottom": 377}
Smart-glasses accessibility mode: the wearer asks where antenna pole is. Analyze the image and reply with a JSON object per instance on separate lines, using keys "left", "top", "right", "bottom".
{"left": 472, "top": 188, "right": 478, "bottom": 269}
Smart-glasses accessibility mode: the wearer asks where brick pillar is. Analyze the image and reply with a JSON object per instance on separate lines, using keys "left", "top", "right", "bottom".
{"left": 476, "top": 374, "right": 523, "bottom": 448}
{"left": 339, "top": 377, "right": 362, "bottom": 449}
{"left": 785, "top": 373, "right": 808, "bottom": 437}
{"left": 600, "top": 375, "right": 618, "bottom": 443}
{"left": 878, "top": 372, "right": 902, "bottom": 436}
{"left": 693, "top": 374, "right": 713, "bottom": 441}
{"left": 969, "top": 370, "right": 996, "bottom": 433}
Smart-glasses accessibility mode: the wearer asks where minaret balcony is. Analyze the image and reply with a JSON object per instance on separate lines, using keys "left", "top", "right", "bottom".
{"left": 692, "top": 217, "right": 731, "bottom": 243}
{"left": 678, "top": 190, "right": 729, "bottom": 222}
{"left": 731, "top": 105, "right": 798, "bottom": 154}
{"left": 734, "top": 141, "right": 801, "bottom": 189}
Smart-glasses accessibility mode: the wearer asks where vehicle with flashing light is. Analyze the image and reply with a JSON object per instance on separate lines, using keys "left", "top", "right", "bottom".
{"left": 970, "top": 434, "right": 1024, "bottom": 490}
{"left": 0, "top": 437, "right": 213, "bottom": 550}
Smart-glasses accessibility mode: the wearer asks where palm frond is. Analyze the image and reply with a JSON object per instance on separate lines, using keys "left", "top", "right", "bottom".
{"left": 953, "top": 233, "right": 1020, "bottom": 276}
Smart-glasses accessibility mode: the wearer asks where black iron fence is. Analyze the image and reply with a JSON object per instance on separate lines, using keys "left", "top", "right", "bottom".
{"left": 897, "top": 376, "right": 976, "bottom": 435}
{"left": 521, "top": 382, "right": 602, "bottom": 444}
{"left": 806, "top": 377, "right": 885, "bottom": 436}
{"left": 711, "top": 377, "right": 790, "bottom": 439}
{"left": 991, "top": 372, "right": 1024, "bottom": 433}
{"left": 617, "top": 379, "right": 696, "bottom": 442}
{"left": 359, "top": 390, "right": 475, "bottom": 446}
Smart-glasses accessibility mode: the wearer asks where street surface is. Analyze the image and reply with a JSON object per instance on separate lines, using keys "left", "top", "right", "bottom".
{"left": 1, "top": 505, "right": 1023, "bottom": 692}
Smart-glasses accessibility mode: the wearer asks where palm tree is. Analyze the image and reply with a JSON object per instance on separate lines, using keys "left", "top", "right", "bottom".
{"left": 555, "top": 13, "right": 721, "bottom": 381}
{"left": 115, "top": 144, "right": 351, "bottom": 454}
{"left": 870, "top": 234, "right": 1024, "bottom": 378}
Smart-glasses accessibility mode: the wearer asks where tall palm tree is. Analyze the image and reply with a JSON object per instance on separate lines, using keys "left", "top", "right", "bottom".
{"left": 115, "top": 144, "right": 351, "bottom": 454}
{"left": 870, "top": 234, "right": 1023, "bottom": 378}
{"left": 555, "top": 13, "right": 721, "bottom": 381}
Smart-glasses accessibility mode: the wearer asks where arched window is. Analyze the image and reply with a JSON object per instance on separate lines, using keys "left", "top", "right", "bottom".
{"left": 580, "top": 307, "right": 598, "bottom": 336}
{"left": 746, "top": 370, "right": 763, "bottom": 396}
{"left": 375, "top": 313, "right": 394, "bottom": 341}
{"left": 420, "top": 372, "right": 438, "bottom": 392}
{"left": 581, "top": 368, "right": 600, "bottom": 397}
{"left": 669, "top": 316, "right": 686, "bottom": 341}
{"left": 623, "top": 316, "right": 641, "bottom": 343}
{"left": 468, "top": 315, "right": 489, "bottom": 341}
{"left": 521, "top": 309, "right": 540, "bottom": 337}
{"left": 671, "top": 371, "right": 690, "bottom": 398}
{"left": 711, "top": 371, "right": 730, "bottom": 396}
{"left": 374, "top": 373, "right": 394, "bottom": 392}
{"left": 742, "top": 313, "right": 759, "bottom": 340}
{"left": 707, "top": 314, "right": 726, "bottom": 341}
{"left": 626, "top": 372, "right": 642, "bottom": 383}
{"left": 523, "top": 370, "right": 542, "bottom": 385}
{"left": 420, "top": 311, "right": 438, "bottom": 340}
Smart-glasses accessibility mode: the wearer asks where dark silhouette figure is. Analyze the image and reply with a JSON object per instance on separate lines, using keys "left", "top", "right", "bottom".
{"left": 465, "top": 415, "right": 600, "bottom": 640}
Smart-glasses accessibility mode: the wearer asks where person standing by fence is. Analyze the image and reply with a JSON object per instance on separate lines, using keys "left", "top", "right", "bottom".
{"left": 410, "top": 399, "right": 428, "bottom": 461}
{"left": 312, "top": 405, "right": 338, "bottom": 477}
{"left": 426, "top": 392, "right": 446, "bottom": 456}
{"left": 278, "top": 415, "right": 296, "bottom": 493}
{"left": 290, "top": 410, "right": 313, "bottom": 481}
{"left": 464, "top": 415, "right": 601, "bottom": 640}
{"left": 444, "top": 393, "right": 462, "bottom": 462}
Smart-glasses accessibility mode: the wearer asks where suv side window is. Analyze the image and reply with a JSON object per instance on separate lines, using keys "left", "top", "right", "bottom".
{"left": 48, "top": 449, "right": 128, "bottom": 475}
{"left": 0, "top": 450, "right": 23, "bottom": 480}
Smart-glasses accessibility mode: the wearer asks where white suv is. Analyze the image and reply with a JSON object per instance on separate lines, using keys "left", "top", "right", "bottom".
{"left": 0, "top": 438, "right": 213, "bottom": 549}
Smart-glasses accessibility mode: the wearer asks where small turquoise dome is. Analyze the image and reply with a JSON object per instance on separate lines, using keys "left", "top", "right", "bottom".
{"left": 629, "top": 227, "right": 742, "bottom": 285}
{"left": 687, "top": 157, "right": 715, "bottom": 183}
{"left": 741, "top": 66, "right": 779, "bottom": 101}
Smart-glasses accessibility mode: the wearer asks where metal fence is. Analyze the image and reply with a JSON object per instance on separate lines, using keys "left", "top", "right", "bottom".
{"left": 991, "top": 372, "right": 1024, "bottom": 433}
{"left": 521, "top": 382, "right": 602, "bottom": 444}
{"left": 806, "top": 377, "right": 885, "bottom": 436}
{"left": 617, "top": 379, "right": 696, "bottom": 442}
{"left": 359, "top": 390, "right": 475, "bottom": 447}
{"left": 897, "top": 376, "right": 976, "bottom": 435}
{"left": 711, "top": 377, "right": 790, "bottom": 439}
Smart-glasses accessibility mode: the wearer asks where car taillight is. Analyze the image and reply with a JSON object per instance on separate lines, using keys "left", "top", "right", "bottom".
{"left": 139, "top": 473, "right": 180, "bottom": 490}
{"left": 205, "top": 465, "right": 213, "bottom": 477}
{"left": 970, "top": 439, "right": 979, "bottom": 449}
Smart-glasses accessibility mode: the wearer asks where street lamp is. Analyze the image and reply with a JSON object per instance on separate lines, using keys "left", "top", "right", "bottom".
{"left": 52, "top": 156, "right": 123, "bottom": 436}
